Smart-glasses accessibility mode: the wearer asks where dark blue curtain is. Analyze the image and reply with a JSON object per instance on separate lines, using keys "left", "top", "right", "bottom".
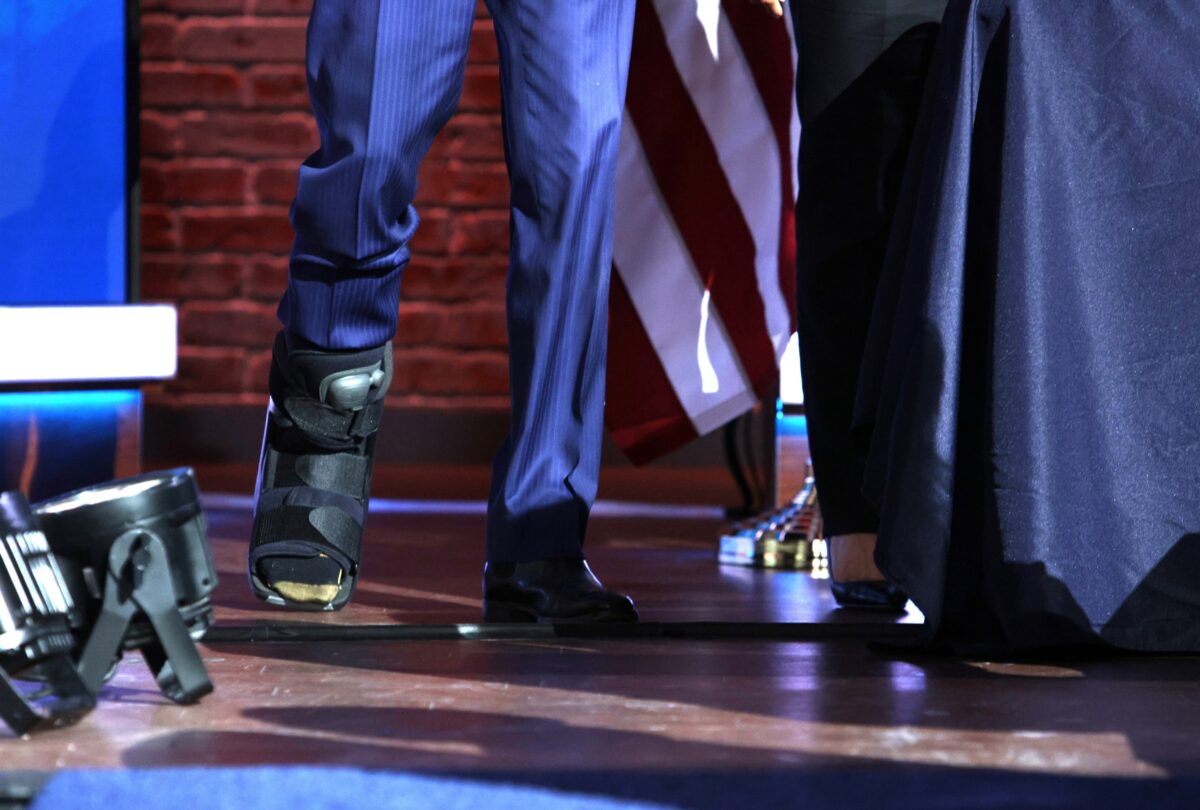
{"left": 861, "top": 0, "right": 1200, "bottom": 651}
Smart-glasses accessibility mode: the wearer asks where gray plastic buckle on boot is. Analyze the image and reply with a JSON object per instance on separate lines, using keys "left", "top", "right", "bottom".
{"left": 274, "top": 338, "right": 393, "bottom": 446}
{"left": 321, "top": 363, "right": 388, "bottom": 411}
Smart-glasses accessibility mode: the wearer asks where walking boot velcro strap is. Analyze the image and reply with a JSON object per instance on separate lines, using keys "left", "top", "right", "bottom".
{"left": 266, "top": 449, "right": 371, "bottom": 502}
{"left": 248, "top": 504, "right": 363, "bottom": 576}
{"left": 282, "top": 394, "right": 386, "bottom": 446}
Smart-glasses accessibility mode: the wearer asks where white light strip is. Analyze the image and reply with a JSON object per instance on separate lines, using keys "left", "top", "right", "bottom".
{"left": 0, "top": 305, "right": 177, "bottom": 383}
{"left": 780, "top": 331, "right": 805, "bottom": 405}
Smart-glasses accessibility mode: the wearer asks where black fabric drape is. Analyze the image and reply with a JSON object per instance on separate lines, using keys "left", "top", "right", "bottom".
{"left": 860, "top": 0, "right": 1200, "bottom": 651}
{"left": 791, "top": 1, "right": 943, "bottom": 535}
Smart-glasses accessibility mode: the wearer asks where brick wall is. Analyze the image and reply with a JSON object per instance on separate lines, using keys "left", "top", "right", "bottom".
{"left": 139, "top": 0, "right": 512, "bottom": 414}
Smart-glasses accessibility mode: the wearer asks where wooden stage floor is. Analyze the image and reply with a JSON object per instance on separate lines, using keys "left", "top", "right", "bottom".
{"left": 5, "top": 497, "right": 1200, "bottom": 804}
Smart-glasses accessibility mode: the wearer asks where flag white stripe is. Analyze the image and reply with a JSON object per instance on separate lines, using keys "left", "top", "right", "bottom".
{"left": 613, "top": 120, "right": 759, "bottom": 435}
{"left": 653, "top": 0, "right": 793, "bottom": 356}
{"left": 783, "top": 8, "right": 802, "bottom": 208}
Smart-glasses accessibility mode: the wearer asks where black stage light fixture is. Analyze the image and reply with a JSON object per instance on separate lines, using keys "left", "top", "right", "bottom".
{"left": 0, "top": 493, "right": 95, "bottom": 735}
{"left": 36, "top": 469, "right": 219, "bottom": 704}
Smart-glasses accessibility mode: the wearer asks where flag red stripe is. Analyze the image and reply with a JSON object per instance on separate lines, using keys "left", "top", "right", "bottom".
{"left": 720, "top": 0, "right": 798, "bottom": 339}
{"left": 625, "top": 2, "right": 779, "bottom": 391}
{"left": 719, "top": 1, "right": 795, "bottom": 178}
{"left": 606, "top": 270, "right": 699, "bottom": 465}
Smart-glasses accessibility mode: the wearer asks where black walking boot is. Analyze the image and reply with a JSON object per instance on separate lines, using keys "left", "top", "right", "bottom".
{"left": 248, "top": 332, "right": 391, "bottom": 611}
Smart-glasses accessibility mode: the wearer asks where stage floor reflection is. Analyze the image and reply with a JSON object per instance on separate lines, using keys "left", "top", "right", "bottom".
{"left": 4, "top": 500, "right": 1200, "bottom": 789}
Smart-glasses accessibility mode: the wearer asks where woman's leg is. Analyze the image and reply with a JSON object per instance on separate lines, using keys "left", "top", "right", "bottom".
{"left": 791, "top": 0, "right": 944, "bottom": 596}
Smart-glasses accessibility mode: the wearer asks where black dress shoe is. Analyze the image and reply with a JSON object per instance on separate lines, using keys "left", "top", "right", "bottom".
{"left": 482, "top": 558, "right": 638, "bottom": 623}
{"left": 830, "top": 579, "right": 909, "bottom": 612}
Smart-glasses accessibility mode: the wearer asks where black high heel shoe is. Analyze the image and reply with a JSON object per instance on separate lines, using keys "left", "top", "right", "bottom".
{"left": 827, "top": 535, "right": 908, "bottom": 612}
{"left": 830, "top": 578, "right": 908, "bottom": 611}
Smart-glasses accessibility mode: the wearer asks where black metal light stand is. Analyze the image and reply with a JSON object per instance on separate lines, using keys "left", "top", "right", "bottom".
{"left": 36, "top": 469, "right": 219, "bottom": 705}
{"left": 0, "top": 493, "right": 95, "bottom": 735}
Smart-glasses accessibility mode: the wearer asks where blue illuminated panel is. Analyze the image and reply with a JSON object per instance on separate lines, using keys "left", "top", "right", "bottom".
{"left": 0, "top": 390, "right": 139, "bottom": 414}
{"left": 0, "top": 1, "right": 128, "bottom": 304}
{"left": 0, "top": 391, "right": 140, "bottom": 499}
{"left": 776, "top": 410, "right": 808, "bottom": 437}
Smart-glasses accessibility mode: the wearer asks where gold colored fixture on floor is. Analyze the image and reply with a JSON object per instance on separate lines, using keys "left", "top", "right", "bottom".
{"left": 718, "top": 470, "right": 827, "bottom": 573}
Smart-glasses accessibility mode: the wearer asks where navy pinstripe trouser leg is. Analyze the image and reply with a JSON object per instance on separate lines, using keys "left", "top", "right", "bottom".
{"left": 278, "top": 0, "right": 636, "bottom": 562}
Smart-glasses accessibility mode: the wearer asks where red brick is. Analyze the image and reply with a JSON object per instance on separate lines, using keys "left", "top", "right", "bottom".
{"left": 414, "top": 163, "right": 454, "bottom": 205}
{"left": 178, "top": 17, "right": 307, "bottom": 63}
{"left": 412, "top": 163, "right": 453, "bottom": 207}
{"left": 142, "top": 63, "right": 245, "bottom": 108}
{"left": 392, "top": 349, "right": 509, "bottom": 396}
{"left": 181, "top": 206, "right": 294, "bottom": 252}
{"left": 158, "top": 159, "right": 247, "bottom": 204}
{"left": 140, "top": 112, "right": 178, "bottom": 156}
{"left": 427, "top": 114, "right": 504, "bottom": 161}
{"left": 142, "top": 205, "right": 179, "bottom": 250}
{"left": 177, "top": 111, "right": 317, "bottom": 157}
{"left": 140, "top": 15, "right": 179, "bottom": 60}
{"left": 154, "top": 392, "right": 266, "bottom": 408}
{"left": 136, "top": 0, "right": 524, "bottom": 409}
{"left": 180, "top": 300, "right": 280, "bottom": 347}
{"left": 144, "top": 385, "right": 263, "bottom": 406}
{"left": 394, "top": 302, "right": 442, "bottom": 347}
{"left": 396, "top": 301, "right": 507, "bottom": 349}
{"left": 166, "top": 347, "right": 249, "bottom": 395}
{"left": 247, "top": 256, "right": 289, "bottom": 300}
{"left": 389, "top": 351, "right": 430, "bottom": 395}
{"left": 449, "top": 210, "right": 508, "bottom": 255}
{"left": 401, "top": 256, "right": 508, "bottom": 302}
{"left": 141, "top": 254, "right": 245, "bottom": 300}
{"left": 144, "top": 0, "right": 243, "bottom": 13}
{"left": 468, "top": 20, "right": 499, "bottom": 64}
{"left": 242, "top": 349, "right": 273, "bottom": 392}
{"left": 441, "top": 302, "right": 507, "bottom": 348}
{"left": 251, "top": 0, "right": 312, "bottom": 15}
{"left": 141, "top": 161, "right": 167, "bottom": 204}
{"left": 455, "top": 354, "right": 509, "bottom": 396}
{"left": 459, "top": 65, "right": 501, "bottom": 113}
{"left": 248, "top": 65, "right": 310, "bottom": 109}
{"left": 251, "top": 161, "right": 298, "bottom": 204}
{"left": 387, "top": 394, "right": 510, "bottom": 412}
{"left": 409, "top": 208, "right": 454, "bottom": 256}
{"left": 416, "top": 160, "right": 509, "bottom": 208}
{"left": 453, "top": 162, "right": 508, "bottom": 207}
{"left": 148, "top": 0, "right": 243, "bottom": 13}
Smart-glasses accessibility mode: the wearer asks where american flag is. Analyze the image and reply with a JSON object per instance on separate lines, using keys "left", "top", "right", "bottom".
{"left": 607, "top": 0, "right": 799, "bottom": 465}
